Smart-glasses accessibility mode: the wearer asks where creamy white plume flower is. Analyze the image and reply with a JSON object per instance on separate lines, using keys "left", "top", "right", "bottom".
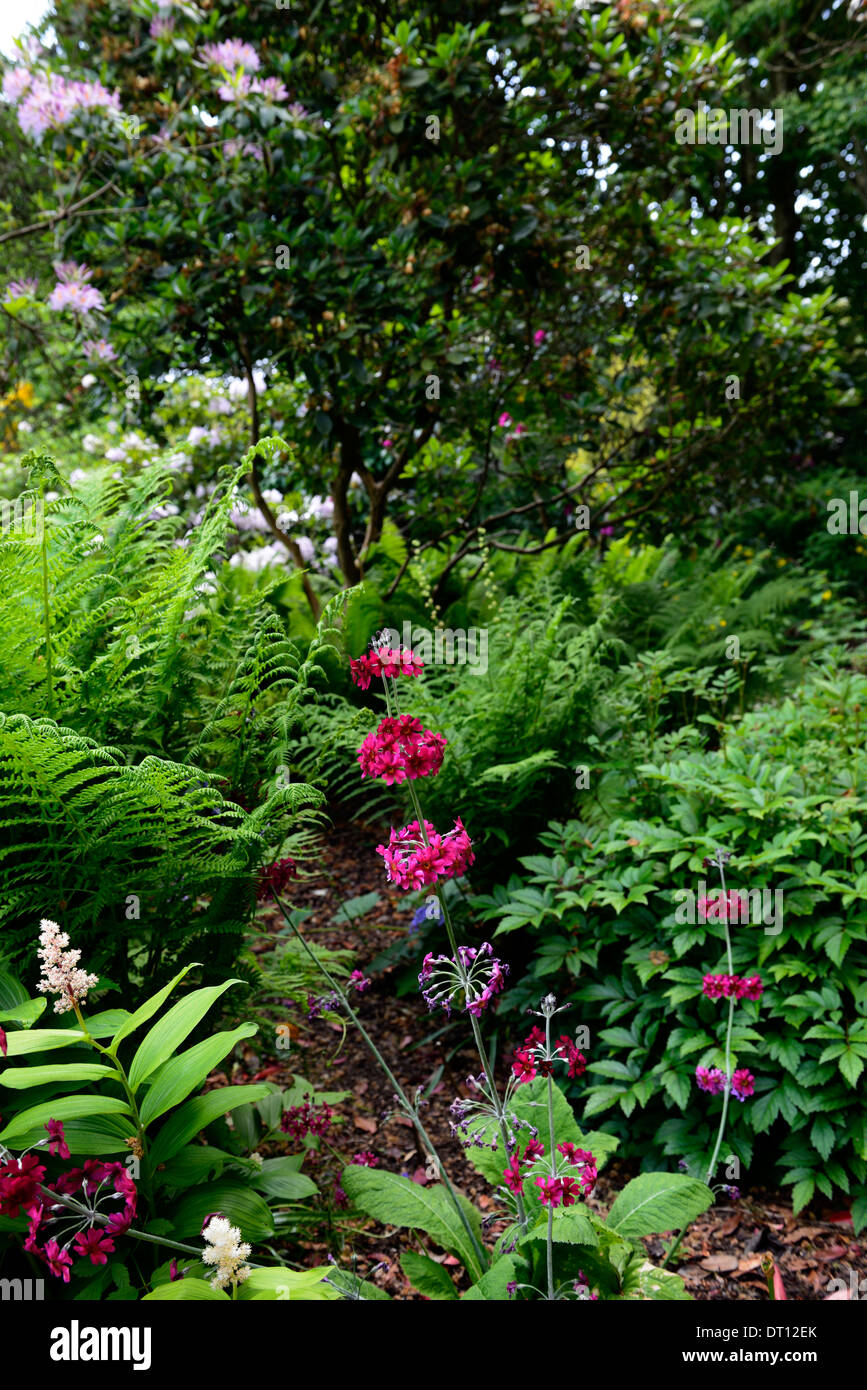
{"left": 36, "top": 919, "right": 99, "bottom": 1014}
{"left": 201, "top": 1216, "right": 252, "bottom": 1289}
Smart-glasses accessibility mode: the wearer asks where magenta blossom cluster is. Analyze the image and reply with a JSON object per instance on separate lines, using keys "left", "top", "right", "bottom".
{"left": 350, "top": 646, "right": 424, "bottom": 690}
{"left": 511, "top": 1025, "right": 586, "bottom": 1084}
{"left": 0, "top": 1124, "right": 137, "bottom": 1283}
{"left": 279, "top": 1094, "right": 334, "bottom": 1142}
{"left": 696, "top": 1066, "right": 755, "bottom": 1101}
{"left": 377, "top": 817, "right": 473, "bottom": 890}
{"left": 504, "top": 1140, "right": 597, "bottom": 1206}
{"left": 697, "top": 892, "right": 749, "bottom": 923}
{"left": 419, "top": 943, "right": 507, "bottom": 1019}
{"left": 702, "top": 974, "right": 763, "bottom": 1001}
{"left": 358, "top": 715, "right": 446, "bottom": 785}
{"left": 350, "top": 1152, "right": 378, "bottom": 1167}
{"left": 256, "top": 856, "right": 297, "bottom": 901}
{"left": 502, "top": 1138, "right": 547, "bottom": 1194}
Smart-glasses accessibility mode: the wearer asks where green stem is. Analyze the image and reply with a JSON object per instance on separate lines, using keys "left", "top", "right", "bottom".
{"left": 39, "top": 486, "right": 54, "bottom": 716}
{"left": 272, "top": 891, "right": 489, "bottom": 1277}
{"left": 663, "top": 857, "right": 737, "bottom": 1269}
{"left": 72, "top": 1002, "right": 155, "bottom": 1215}
{"left": 545, "top": 1015, "right": 556, "bottom": 1300}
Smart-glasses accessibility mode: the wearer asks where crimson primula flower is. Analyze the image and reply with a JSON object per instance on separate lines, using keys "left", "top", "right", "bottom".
{"left": 350, "top": 646, "right": 423, "bottom": 690}
{"left": 72, "top": 1227, "right": 115, "bottom": 1266}
{"left": 695, "top": 1065, "right": 727, "bottom": 1095}
{"left": 45, "top": 1119, "right": 70, "bottom": 1160}
{"left": 697, "top": 891, "right": 748, "bottom": 923}
{"left": 377, "top": 818, "right": 473, "bottom": 890}
{"left": 702, "top": 973, "right": 763, "bottom": 1001}
{"left": 556, "top": 1144, "right": 597, "bottom": 1195}
{"left": 280, "top": 1094, "right": 333, "bottom": 1141}
{"left": 357, "top": 715, "right": 446, "bottom": 785}
{"left": 0, "top": 1153, "right": 45, "bottom": 1217}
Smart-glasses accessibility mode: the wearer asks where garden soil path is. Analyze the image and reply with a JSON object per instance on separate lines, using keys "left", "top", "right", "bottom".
{"left": 220, "top": 821, "right": 865, "bottom": 1302}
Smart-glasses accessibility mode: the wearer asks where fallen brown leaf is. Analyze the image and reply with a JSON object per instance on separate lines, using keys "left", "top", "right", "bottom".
{"left": 353, "top": 1114, "right": 377, "bottom": 1134}
{"left": 700, "top": 1254, "right": 739, "bottom": 1273}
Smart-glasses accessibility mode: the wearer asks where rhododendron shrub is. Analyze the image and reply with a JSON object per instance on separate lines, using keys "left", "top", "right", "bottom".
{"left": 268, "top": 633, "right": 716, "bottom": 1299}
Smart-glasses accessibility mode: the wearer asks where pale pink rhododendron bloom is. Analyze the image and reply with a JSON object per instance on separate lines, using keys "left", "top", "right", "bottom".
{"left": 47, "top": 262, "right": 104, "bottom": 314}
{"left": 200, "top": 39, "right": 261, "bottom": 71}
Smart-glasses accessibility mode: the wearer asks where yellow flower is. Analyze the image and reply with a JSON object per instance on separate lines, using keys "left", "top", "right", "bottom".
{"left": 821, "top": 590, "right": 832, "bottom": 601}
{"left": 777, "top": 558, "right": 787, "bottom": 567}
{"left": 15, "top": 381, "right": 34, "bottom": 408}
{"left": 719, "top": 619, "right": 727, "bottom": 627}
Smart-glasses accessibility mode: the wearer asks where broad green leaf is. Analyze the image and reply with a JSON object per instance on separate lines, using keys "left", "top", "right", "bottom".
{"left": 617, "top": 1254, "right": 692, "bottom": 1301}
{"left": 109, "top": 964, "right": 199, "bottom": 1054}
{"left": 251, "top": 1159, "right": 318, "bottom": 1202}
{"left": 236, "top": 1267, "right": 340, "bottom": 1301}
{"left": 461, "top": 1253, "right": 523, "bottom": 1301}
{"left": 1, "top": 1028, "right": 86, "bottom": 1057}
{"left": 36, "top": 1114, "right": 137, "bottom": 1155}
{"left": 606, "top": 1172, "right": 714, "bottom": 1239}
{"left": 83, "top": 1011, "right": 131, "bottom": 1038}
{"left": 138, "top": 1024, "right": 258, "bottom": 1126}
{"left": 170, "top": 1182, "right": 275, "bottom": 1241}
{"left": 400, "top": 1251, "right": 458, "bottom": 1300}
{"left": 0, "top": 1095, "right": 132, "bottom": 1144}
{"left": 148, "top": 1084, "right": 271, "bottom": 1167}
{"left": 0, "top": 971, "right": 28, "bottom": 1009}
{"left": 143, "top": 1278, "right": 229, "bottom": 1301}
{"left": 0, "top": 999, "right": 45, "bottom": 1026}
{"left": 0, "top": 1062, "right": 116, "bottom": 1089}
{"left": 341, "top": 1167, "right": 486, "bottom": 1280}
{"left": 158, "top": 1146, "right": 232, "bottom": 1190}
{"left": 519, "top": 1209, "right": 597, "bottom": 1247}
{"left": 129, "top": 980, "right": 242, "bottom": 1091}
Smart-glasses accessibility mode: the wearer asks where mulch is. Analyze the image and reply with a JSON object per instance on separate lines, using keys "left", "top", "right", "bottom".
{"left": 218, "top": 819, "right": 865, "bottom": 1302}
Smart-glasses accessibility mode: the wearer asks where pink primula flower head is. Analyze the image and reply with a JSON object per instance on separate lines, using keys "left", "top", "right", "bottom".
{"left": 357, "top": 715, "right": 446, "bottom": 785}
{"left": 350, "top": 645, "right": 423, "bottom": 690}
{"left": 697, "top": 891, "right": 748, "bottom": 923}
{"left": 377, "top": 818, "right": 473, "bottom": 891}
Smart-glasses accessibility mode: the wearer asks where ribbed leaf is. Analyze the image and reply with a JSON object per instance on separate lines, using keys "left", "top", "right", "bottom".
{"left": 148, "top": 1083, "right": 272, "bottom": 1167}
{"left": 138, "top": 1023, "right": 258, "bottom": 1126}
{"left": 129, "top": 980, "right": 242, "bottom": 1091}
{"left": 341, "top": 1166, "right": 486, "bottom": 1280}
{"left": 0, "top": 1095, "right": 132, "bottom": 1143}
{"left": 606, "top": 1173, "right": 714, "bottom": 1239}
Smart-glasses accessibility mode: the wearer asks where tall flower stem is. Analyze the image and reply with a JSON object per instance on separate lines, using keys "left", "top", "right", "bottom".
{"left": 663, "top": 854, "right": 737, "bottom": 1270}
{"left": 273, "top": 892, "right": 488, "bottom": 1277}
{"left": 403, "top": 765, "right": 529, "bottom": 1233}
{"left": 72, "top": 1000, "right": 154, "bottom": 1214}
{"left": 545, "top": 1010, "right": 556, "bottom": 1300}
